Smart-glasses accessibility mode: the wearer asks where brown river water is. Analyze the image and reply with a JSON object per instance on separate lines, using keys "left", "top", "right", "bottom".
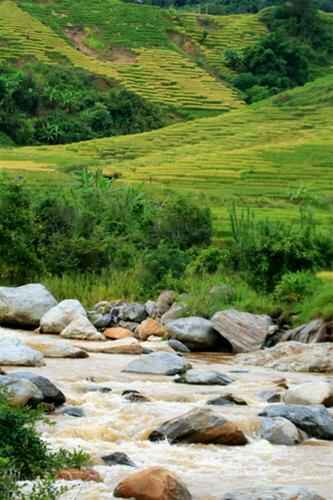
{"left": 5, "top": 339, "right": 333, "bottom": 499}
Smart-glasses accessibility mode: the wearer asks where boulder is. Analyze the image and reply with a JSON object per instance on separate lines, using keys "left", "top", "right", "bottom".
{"left": 161, "top": 303, "right": 188, "bottom": 323}
{"left": 207, "top": 394, "right": 247, "bottom": 406}
{"left": 62, "top": 406, "right": 85, "bottom": 417}
{"left": 88, "top": 301, "right": 113, "bottom": 328}
{"left": 113, "top": 466, "right": 192, "bottom": 500}
{"left": 284, "top": 382, "right": 333, "bottom": 407}
{"left": 102, "top": 452, "right": 136, "bottom": 467}
{"left": 0, "top": 375, "right": 43, "bottom": 406}
{"left": 40, "top": 299, "right": 86, "bottom": 334}
{"left": 175, "top": 369, "right": 233, "bottom": 386}
{"left": 156, "top": 291, "right": 176, "bottom": 316}
{"left": 168, "top": 339, "right": 190, "bottom": 353}
{"left": 149, "top": 407, "right": 248, "bottom": 445}
{"left": 80, "top": 338, "right": 143, "bottom": 355}
{"left": 257, "top": 390, "right": 283, "bottom": 403}
{"left": 61, "top": 316, "right": 104, "bottom": 341}
{"left": 165, "top": 317, "right": 225, "bottom": 351}
{"left": 236, "top": 342, "right": 333, "bottom": 373}
{"left": 104, "top": 327, "right": 133, "bottom": 340}
{"left": 278, "top": 319, "right": 333, "bottom": 344}
{"left": 222, "top": 486, "right": 325, "bottom": 500}
{"left": 136, "top": 319, "right": 166, "bottom": 341}
{"left": 145, "top": 300, "right": 158, "bottom": 318}
{"left": 259, "top": 404, "right": 333, "bottom": 440}
{"left": 122, "top": 389, "right": 150, "bottom": 402}
{"left": 10, "top": 372, "right": 65, "bottom": 407}
{"left": 211, "top": 309, "right": 272, "bottom": 353}
{"left": 23, "top": 336, "right": 88, "bottom": 359}
{"left": 260, "top": 417, "right": 304, "bottom": 445}
{"left": 0, "top": 337, "right": 44, "bottom": 366}
{"left": 118, "top": 303, "right": 147, "bottom": 323}
{"left": 124, "top": 352, "right": 190, "bottom": 376}
{"left": 0, "top": 284, "right": 57, "bottom": 328}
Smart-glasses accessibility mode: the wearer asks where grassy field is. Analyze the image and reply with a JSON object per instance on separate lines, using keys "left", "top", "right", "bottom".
{"left": 1, "top": 69, "right": 333, "bottom": 235}
{"left": 0, "top": 0, "right": 271, "bottom": 116}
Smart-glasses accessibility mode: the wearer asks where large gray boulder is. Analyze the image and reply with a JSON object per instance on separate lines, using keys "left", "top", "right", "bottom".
{"left": 236, "top": 342, "right": 333, "bottom": 373}
{"left": 0, "top": 337, "right": 44, "bottom": 366}
{"left": 222, "top": 486, "right": 325, "bottom": 499}
{"left": 165, "top": 317, "right": 226, "bottom": 351}
{"left": 284, "top": 382, "right": 333, "bottom": 407}
{"left": 278, "top": 319, "right": 332, "bottom": 344}
{"left": 0, "top": 284, "right": 57, "bottom": 328}
{"left": 0, "top": 375, "right": 43, "bottom": 407}
{"left": 40, "top": 299, "right": 86, "bottom": 334}
{"left": 117, "top": 303, "right": 147, "bottom": 323}
{"left": 60, "top": 316, "right": 104, "bottom": 341}
{"left": 259, "top": 404, "right": 333, "bottom": 440}
{"left": 10, "top": 372, "right": 66, "bottom": 407}
{"left": 149, "top": 407, "right": 248, "bottom": 445}
{"left": 175, "top": 369, "right": 233, "bottom": 386}
{"left": 211, "top": 309, "right": 272, "bottom": 353}
{"left": 260, "top": 417, "right": 304, "bottom": 445}
{"left": 123, "top": 352, "right": 190, "bottom": 376}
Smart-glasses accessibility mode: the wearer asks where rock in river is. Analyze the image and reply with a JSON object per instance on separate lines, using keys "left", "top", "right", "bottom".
{"left": 149, "top": 407, "right": 248, "bottom": 445}
{"left": 259, "top": 404, "right": 333, "bottom": 440}
{"left": 260, "top": 417, "right": 304, "bottom": 445}
{"left": 236, "top": 342, "right": 333, "bottom": 373}
{"left": 124, "top": 352, "right": 190, "bottom": 376}
{"left": 165, "top": 317, "right": 226, "bottom": 351}
{"left": 102, "top": 452, "right": 136, "bottom": 467}
{"left": 175, "top": 369, "right": 233, "bottom": 386}
{"left": 114, "top": 466, "right": 192, "bottom": 500}
{"left": 284, "top": 382, "right": 333, "bottom": 407}
{"left": 61, "top": 316, "right": 104, "bottom": 341}
{"left": 222, "top": 485, "right": 326, "bottom": 499}
{"left": 0, "top": 284, "right": 57, "bottom": 328}
{"left": 10, "top": 371, "right": 65, "bottom": 407}
{"left": 211, "top": 309, "right": 272, "bottom": 353}
{"left": 0, "top": 375, "right": 43, "bottom": 407}
{"left": 0, "top": 337, "right": 44, "bottom": 366}
{"left": 40, "top": 299, "right": 86, "bottom": 334}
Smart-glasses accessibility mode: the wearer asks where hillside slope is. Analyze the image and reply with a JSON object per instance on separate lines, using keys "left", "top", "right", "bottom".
{"left": 1, "top": 71, "right": 333, "bottom": 232}
{"left": 0, "top": 0, "right": 267, "bottom": 116}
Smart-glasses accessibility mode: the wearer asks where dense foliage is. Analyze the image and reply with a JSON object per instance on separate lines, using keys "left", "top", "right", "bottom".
{"left": 0, "top": 63, "right": 166, "bottom": 146}
{"left": 0, "top": 390, "right": 89, "bottom": 498}
{"left": 0, "top": 172, "right": 211, "bottom": 294}
{"left": 225, "top": 0, "right": 333, "bottom": 102}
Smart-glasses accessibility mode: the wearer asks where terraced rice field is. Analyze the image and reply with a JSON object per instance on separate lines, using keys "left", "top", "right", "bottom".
{"left": 179, "top": 13, "right": 267, "bottom": 77}
{"left": 0, "top": 0, "right": 256, "bottom": 114}
{"left": 1, "top": 71, "right": 333, "bottom": 233}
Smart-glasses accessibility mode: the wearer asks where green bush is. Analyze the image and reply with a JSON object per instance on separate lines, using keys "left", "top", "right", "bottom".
{"left": 0, "top": 174, "right": 212, "bottom": 288}
{"left": 274, "top": 271, "right": 320, "bottom": 304}
{"left": 0, "top": 391, "right": 89, "bottom": 480}
{"left": 226, "top": 205, "right": 333, "bottom": 291}
{"left": 298, "top": 281, "right": 333, "bottom": 322}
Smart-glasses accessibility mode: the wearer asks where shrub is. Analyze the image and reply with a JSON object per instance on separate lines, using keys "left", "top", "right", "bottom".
{"left": 274, "top": 271, "right": 320, "bottom": 304}
{"left": 226, "top": 205, "right": 333, "bottom": 291}
{"left": 298, "top": 281, "right": 333, "bottom": 322}
{"left": 0, "top": 391, "right": 89, "bottom": 480}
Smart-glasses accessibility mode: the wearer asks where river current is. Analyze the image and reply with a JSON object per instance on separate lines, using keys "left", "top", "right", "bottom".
{"left": 6, "top": 348, "right": 333, "bottom": 499}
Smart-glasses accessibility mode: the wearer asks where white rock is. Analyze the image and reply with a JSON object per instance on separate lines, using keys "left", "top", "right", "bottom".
{"left": 61, "top": 316, "right": 104, "bottom": 341}
{"left": 40, "top": 299, "right": 86, "bottom": 334}
{"left": 0, "top": 337, "right": 44, "bottom": 366}
{"left": 0, "top": 284, "right": 57, "bottom": 327}
{"left": 284, "top": 382, "right": 333, "bottom": 406}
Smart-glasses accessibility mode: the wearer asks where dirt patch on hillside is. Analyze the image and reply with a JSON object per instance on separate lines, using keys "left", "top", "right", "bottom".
{"left": 168, "top": 31, "right": 201, "bottom": 56}
{"left": 65, "top": 28, "right": 97, "bottom": 57}
{"left": 108, "top": 47, "right": 137, "bottom": 65}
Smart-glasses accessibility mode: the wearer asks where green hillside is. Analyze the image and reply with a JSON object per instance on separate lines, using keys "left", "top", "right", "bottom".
{"left": 1, "top": 69, "right": 333, "bottom": 233}
{"left": 0, "top": 0, "right": 270, "bottom": 116}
